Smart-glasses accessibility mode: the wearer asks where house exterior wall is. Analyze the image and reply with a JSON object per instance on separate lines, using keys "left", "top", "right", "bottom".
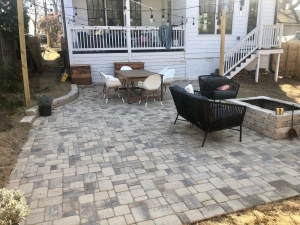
{"left": 67, "top": 0, "right": 278, "bottom": 81}
{"left": 72, "top": 51, "right": 185, "bottom": 83}
{"left": 282, "top": 24, "right": 300, "bottom": 36}
{"left": 185, "top": 0, "right": 277, "bottom": 77}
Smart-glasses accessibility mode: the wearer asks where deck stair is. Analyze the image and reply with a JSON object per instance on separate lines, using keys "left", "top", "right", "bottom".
{"left": 221, "top": 25, "right": 283, "bottom": 79}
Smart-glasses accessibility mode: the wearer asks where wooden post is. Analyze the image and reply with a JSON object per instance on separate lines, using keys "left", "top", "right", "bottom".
{"left": 219, "top": 10, "right": 226, "bottom": 76}
{"left": 17, "top": 0, "right": 31, "bottom": 107}
{"left": 255, "top": 55, "right": 260, "bottom": 82}
{"left": 274, "top": 53, "right": 281, "bottom": 82}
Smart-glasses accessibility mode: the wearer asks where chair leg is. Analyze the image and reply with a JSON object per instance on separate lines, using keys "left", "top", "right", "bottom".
{"left": 139, "top": 89, "right": 144, "bottom": 104}
{"left": 202, "top": 132, "right": 208, "bottom": 147}
{"left": 240, "top": 125, "right": 242, "bottom": 142}
{"left": 106, "top": 87, "right": 111, "bottom": 104}
{"left": 155, "top": 90, "right": 163, "bottom": 106}
{"left": 102, "top": 84, "right": 106, "bottom": 98}
{"left": 145, "top": 91, "right": 149, "bottom": 108}
{"left": 117, "top": 87, "right": 124, "bottom": 103}
{"left": 174, "top": 114, "right": 179, "bottom": 124}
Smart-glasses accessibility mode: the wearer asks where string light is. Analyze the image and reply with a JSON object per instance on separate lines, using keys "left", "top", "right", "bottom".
{"left": 150, "top": 8, "right": 153, "bottom": 23}
{"left": 240, "top": 0, "right": 245, "bottom": 15}
{"left": 162, "top": 8, "right": 165, "bottom": 22}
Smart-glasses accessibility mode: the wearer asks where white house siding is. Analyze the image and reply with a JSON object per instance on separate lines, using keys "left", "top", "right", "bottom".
{"left": 282, "top": 24, "right": 300, "bottom": 36}
{"left": 184, "top": 0, "right": 250, "bottom": 79}
{"left": 131, "top": 51, "right": 186, "bottom": 79}
{"left": 172, "top": 0, "right": 186, "bottom": 26}
{"left": 184, "top": 0, "right": 277, "bottom": 79}
{"left": 72, "top": 0, "right": 88, "bottom": 25}
{"left": 248, "top": 0, "right": 277, "bottom": 71}
{"left": 71, "top": 51, "right": 185, "bottom": 83}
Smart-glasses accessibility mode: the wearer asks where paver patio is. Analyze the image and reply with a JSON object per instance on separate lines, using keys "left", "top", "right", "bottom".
{"left": 8, "top": 81, "right": 300, "bottom": 225}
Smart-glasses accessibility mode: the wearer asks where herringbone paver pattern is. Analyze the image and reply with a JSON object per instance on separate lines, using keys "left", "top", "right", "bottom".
{"left": 8, "top": 81, "right": 300, "bottom": 225}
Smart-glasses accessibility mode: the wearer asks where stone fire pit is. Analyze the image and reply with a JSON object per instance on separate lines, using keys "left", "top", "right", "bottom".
{"left": 226, "top": 96, "right": 300, "bottom": 140}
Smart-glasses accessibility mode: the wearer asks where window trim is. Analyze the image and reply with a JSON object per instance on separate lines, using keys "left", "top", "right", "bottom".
{"left": 198, "top": 0, "right": 234, "bottom": 35}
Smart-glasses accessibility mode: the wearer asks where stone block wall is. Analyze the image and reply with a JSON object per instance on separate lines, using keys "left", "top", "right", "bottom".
{"left": 227, "top": 97, "right": 300, "bottom": 140}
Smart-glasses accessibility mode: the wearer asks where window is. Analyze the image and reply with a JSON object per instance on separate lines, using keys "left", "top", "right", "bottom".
{"left": 106, "top": 0, "right": 124, "bottom": 26}
{"left": 199, "top": 0, "right": 234, "bottom": 34}
{"left": 130, "top": 0, "right": 141, "bottom": 26}
{"left": 247, "top": 0, "right": 259, "bottom": 33}
{"left": 87, "top": 0, "right": 105, "bottom": 26}
{"left": 86, "top": 0, "right": 141, "bottom": 26}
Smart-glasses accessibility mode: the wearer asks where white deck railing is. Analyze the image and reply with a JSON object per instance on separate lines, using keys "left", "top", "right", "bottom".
{"left": 224, "top": 24, "right": 283, "bottom": 76}
{"left": 70, "top": 26, "right": 185, "bottom": 52}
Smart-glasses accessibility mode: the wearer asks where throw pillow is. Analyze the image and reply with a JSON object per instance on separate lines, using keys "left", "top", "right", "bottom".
{"left": 185, "top": 84, "right": 194, "bottom": 94}
{"left": 217, "top": 84, "right": 230, "bottom": 91}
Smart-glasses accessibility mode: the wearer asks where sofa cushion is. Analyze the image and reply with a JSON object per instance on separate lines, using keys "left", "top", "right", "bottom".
{"left": 217, "top": 84, "right": 230, "bottom": 90}
{"left": 171, "top": 85, "right": 187, "bottom": 94}
{"left": 214, "top": 90, "right": 236, "bottom": 100}
{"left": 185, "top": 84, "right": 194, "bottom": 94}
{"left": 206, "top": 77, "right": 229, "bottom": 89}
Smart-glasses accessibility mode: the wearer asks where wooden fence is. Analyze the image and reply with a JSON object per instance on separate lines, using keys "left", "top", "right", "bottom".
{"left": 272, "top": 42, "right": 300, "bottom": 78}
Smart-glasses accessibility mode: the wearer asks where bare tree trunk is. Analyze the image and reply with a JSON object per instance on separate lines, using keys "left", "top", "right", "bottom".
{"left": 43, "top": 0, "right": 51, "bottom": 47}
{"left": 34, "top": 0, "right": 37, "bottom": 36}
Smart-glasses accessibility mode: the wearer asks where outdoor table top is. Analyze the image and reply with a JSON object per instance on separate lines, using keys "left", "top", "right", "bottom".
{"left": 114, "top": 70, "right": 161, "bottom": 78}
{"left": 114, "top": 70, "right": 164, "bottom": 103}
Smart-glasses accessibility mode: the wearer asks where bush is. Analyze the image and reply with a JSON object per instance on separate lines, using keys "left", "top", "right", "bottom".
{"left": 36, "top": 94, "right": 53, "bottom": 106}
{"left": 0, "top": 188, "right": 30, "bottom": 225}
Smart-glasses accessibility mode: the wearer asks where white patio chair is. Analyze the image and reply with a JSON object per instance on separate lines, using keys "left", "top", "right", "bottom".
{"left": 120, "top": 66, "right": 132, "bottom": 70}
{"left": 163, "top": 69, "right": 175, "bottom": 94}
{"left": 159, "top": 67, "right": 169, "bottom": 75}
{"left": 99, "top": 72, "right": 124, "bottom": 104}
{"left": 120, "top": 66, "right": 134, "bottom": 87}
{"left": 138, "top": 74, "right": 163, "bottom": 108}
{"left": 97, "top": 70, "right": 115, "bottom": 96}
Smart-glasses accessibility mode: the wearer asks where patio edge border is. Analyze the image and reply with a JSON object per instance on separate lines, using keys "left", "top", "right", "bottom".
{"left": 20, "top": 84, "right": 79, "bottom": 125}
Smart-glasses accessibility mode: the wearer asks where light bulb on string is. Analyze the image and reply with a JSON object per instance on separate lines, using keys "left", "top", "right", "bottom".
{"left": 150, "top": 8, "right": 153, "bottom": 23}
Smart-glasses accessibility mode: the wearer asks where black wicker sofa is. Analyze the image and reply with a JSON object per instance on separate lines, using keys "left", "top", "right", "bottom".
{"left": 169, "top": 85, "right": 247, "bottom": 147}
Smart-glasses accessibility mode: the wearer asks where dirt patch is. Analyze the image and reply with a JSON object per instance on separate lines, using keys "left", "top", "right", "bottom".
{"left": 233, "top": 69, "right": 300, "bottom": 103}
{"left": 0, "top": 47, "right": 71, "bottom": 188}
{"left": 192, "top": 196, "right": 300, "bottom": 225}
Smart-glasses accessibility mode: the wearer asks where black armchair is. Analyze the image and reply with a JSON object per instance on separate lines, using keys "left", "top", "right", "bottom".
{"left": 198, "top": 75, "right": 240, "bottom": 101}
{"left": 169, "top": 85, "right": 246, "bottom": 147}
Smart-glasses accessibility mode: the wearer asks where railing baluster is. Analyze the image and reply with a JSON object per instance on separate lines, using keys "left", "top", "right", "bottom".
{"left": 70, "top": 26, "right": 185, "bottom": 51}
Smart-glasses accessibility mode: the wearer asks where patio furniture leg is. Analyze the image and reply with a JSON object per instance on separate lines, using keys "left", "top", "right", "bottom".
{"left": 139, "top": 89, "right": 144, "bottom": 104}
{"left": 145, "top": 91, "right": 149, "bottom": 108}
{"left": 174, "top": 114, "right": 179, "bottom": 124}
{"left": 117, "top": 87, "right": 124, "bottom": 103}
{"left": 240, "top": 125, "right": 242, "bottom": 142}
{"left": 155, "top": 90, "right": 163, "bottom": 106}
{"left": 202, "top": 132, "right": 208, "bottom": 147}
{"left": 106, "top": 88, "right": 111, "bottom": 104}
{"left": 127, "top": 78, "right": 130, "bottom": 103}
{"left": 161, "top": 79, "right": 163, "bottom": 101}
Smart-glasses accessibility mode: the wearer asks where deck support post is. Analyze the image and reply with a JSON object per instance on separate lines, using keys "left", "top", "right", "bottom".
{"left": 255, "top": 55, "right": 260, "bottom": 82}
{"left": 125, "top": 0, "right": 132, "bottom": 62}
{"left": 274, "top": 53, "right": 281, "bottom": 82}
{"left": 219, "top": 10, "right": 226, "bottom": 76}
{"left": 17, "top": 0, "right": 31, "bottom": 107}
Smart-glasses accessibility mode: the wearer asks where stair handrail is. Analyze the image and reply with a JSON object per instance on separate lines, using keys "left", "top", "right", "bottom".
{"left": 224, "top": 26, "right": 261, "bottom": 76}
{"left": 224, "top": 24, "right": 283, "bottom": 76}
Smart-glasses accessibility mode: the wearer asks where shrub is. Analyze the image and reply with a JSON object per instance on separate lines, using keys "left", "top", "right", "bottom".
{"left": 36, "top": 94, "right": 53, "bottom": 107}
{"left": 0, "top": 188, "right": 30, "bottom": 225}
